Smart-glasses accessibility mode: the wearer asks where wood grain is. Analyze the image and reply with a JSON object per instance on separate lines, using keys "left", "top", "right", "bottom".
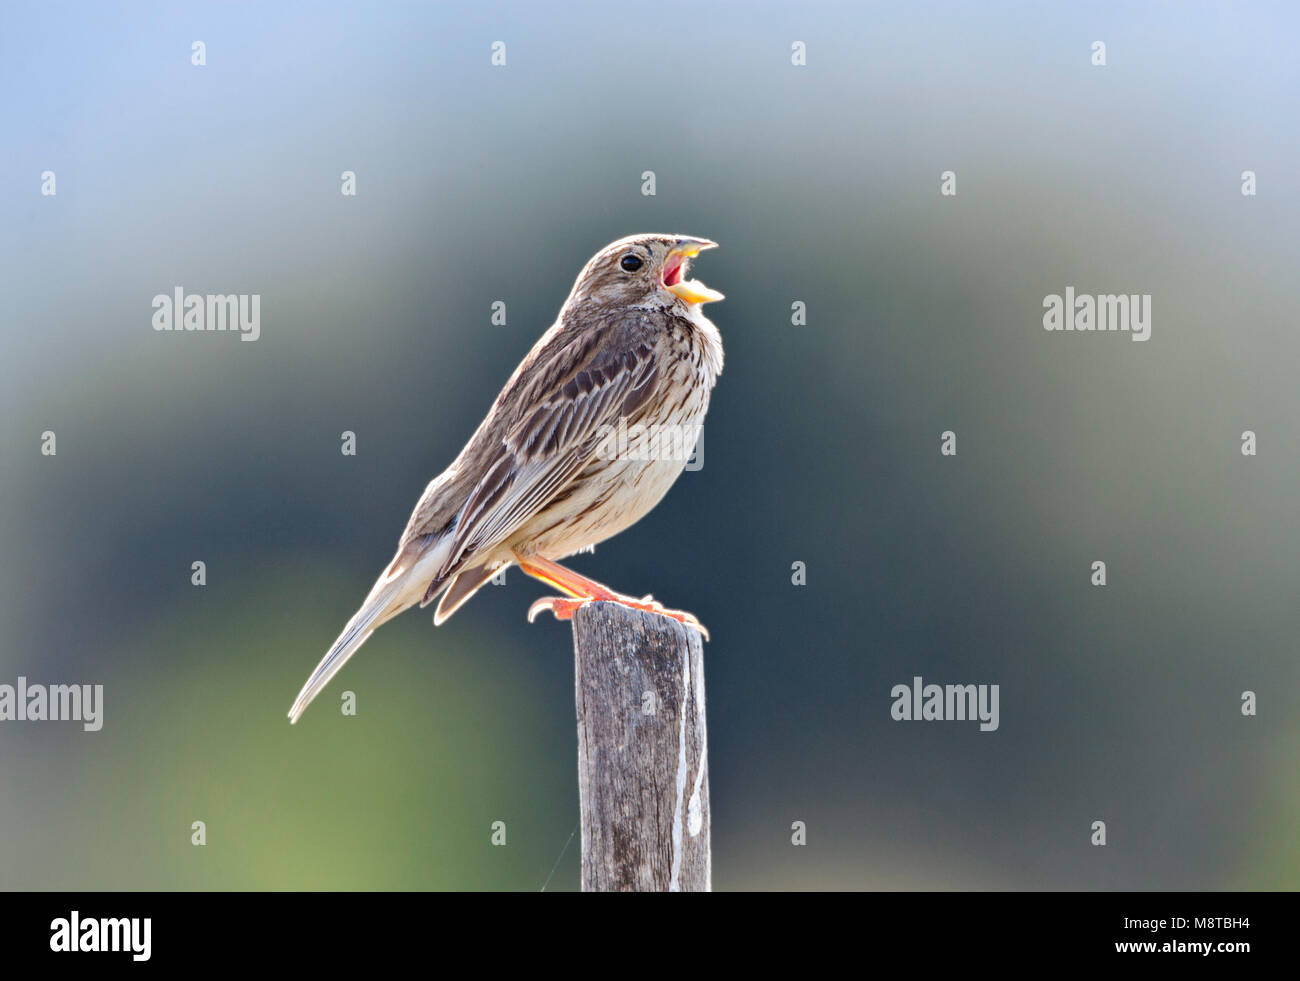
{"left": 572, "top": 602, "right": 711, "bottom": 892}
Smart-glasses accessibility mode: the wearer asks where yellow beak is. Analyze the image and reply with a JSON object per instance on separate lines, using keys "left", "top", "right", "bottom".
{"left": 666, "top": 238, "right": 725, "bottom": 305}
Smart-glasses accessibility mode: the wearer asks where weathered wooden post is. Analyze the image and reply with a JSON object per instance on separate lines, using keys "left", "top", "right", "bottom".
{"left": 571, "top": 602, "right": 711, "bottom": 891}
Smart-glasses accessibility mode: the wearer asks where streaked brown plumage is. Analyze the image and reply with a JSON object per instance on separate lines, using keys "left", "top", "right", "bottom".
{"left": 288, "top": 234, "right": 724, "bottom": 723}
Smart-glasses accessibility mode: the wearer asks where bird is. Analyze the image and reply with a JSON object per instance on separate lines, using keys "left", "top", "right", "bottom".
{"left": 288, "top": 233, "right": 725, "bottom": 723}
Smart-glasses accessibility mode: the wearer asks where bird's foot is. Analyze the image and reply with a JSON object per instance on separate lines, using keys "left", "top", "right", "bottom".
{"left": 515, "top": 552, "right": 710, "bottom": 639}
{"left": 527, "top": 593, "right": 709, "bottom": 641}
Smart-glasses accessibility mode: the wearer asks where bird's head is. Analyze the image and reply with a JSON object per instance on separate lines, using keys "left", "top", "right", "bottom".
{"left": 566, "top": 234, "right": 725, "bottom": 311}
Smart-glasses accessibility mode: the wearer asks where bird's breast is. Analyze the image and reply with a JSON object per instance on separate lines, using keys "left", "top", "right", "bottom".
{"left": 513, "top": 319, "right": 718, "bottom": 560}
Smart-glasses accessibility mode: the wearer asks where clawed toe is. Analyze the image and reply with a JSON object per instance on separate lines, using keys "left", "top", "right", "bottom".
{"left": 527, "top": 595, "right": 587, "bottom": 622}
{"left": 665, "top": 609, "right": 710, "bottom": 641}
{"left": 516, "top": 555, "right": 708, "bottom": 640}
{"left": 526, "top": 593, "right": 708, "bottom": 640}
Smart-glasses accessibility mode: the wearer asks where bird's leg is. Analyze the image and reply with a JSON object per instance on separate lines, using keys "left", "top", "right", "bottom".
{"left": 513, "top": 552, "right": 709, "bottom": 640}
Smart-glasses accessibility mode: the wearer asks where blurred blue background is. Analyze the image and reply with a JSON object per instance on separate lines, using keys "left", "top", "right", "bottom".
{"left": 1, "top": 0, "right": 1298, "bottom": 889}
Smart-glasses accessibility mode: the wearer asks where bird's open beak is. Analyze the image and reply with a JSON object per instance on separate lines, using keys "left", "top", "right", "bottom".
{"left": 663, "top": 238, "right": 724, "bottom": 305}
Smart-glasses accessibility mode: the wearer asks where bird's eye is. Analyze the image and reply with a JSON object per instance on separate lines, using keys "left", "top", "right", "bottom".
{"left": 619, "top": 254, "right": 643, "bottom": 272}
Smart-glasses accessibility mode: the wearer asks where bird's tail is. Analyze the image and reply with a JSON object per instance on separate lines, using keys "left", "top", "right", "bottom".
{"left": 287, "top": 549, "right": 444, "bottom": 724}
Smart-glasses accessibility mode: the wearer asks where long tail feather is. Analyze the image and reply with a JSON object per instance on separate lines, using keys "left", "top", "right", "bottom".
{"left": 288, "top": 535, "right": 455, "bottom": 723}
{"left": 287, "top": 578, "right": 405, "bottom": 724}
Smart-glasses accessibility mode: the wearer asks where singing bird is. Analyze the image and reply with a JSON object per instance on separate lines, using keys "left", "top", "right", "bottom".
{"left": 288, "top": 234, "right": 725, "bottom": 723}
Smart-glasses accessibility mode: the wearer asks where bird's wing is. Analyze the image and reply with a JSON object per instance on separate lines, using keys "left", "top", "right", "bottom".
{"left": 435, "top": 331, "right": 660, "bottom": 577}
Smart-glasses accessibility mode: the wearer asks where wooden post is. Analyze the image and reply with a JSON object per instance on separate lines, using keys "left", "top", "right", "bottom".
{"left": 571, "top": 602, "right": 711, "bottom": 891}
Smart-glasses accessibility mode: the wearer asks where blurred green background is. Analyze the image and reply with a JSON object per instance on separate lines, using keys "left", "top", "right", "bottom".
{"left": 2, "top": 1, "right": 1298, "bottom": 890}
